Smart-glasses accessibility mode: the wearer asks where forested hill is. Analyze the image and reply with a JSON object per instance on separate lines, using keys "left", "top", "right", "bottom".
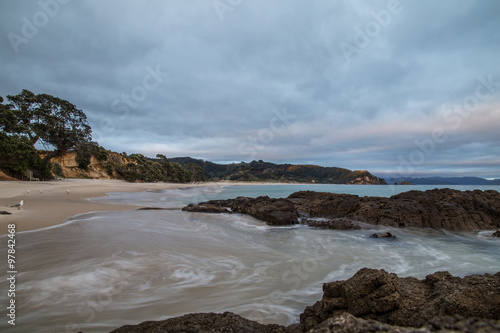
{"left": 170, "top": 157, "right": 387, "bottom": 185}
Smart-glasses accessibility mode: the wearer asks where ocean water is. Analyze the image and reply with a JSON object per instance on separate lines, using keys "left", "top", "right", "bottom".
{"left": 1, "top": 184, "right": 499, "bottom": 332}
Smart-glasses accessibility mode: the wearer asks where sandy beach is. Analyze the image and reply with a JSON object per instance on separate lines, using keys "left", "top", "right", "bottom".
{"left": 0, "top": 179, "right": 206, "bottom": 235}
{"left": 0, "top": 179, "right": 286, "bottom": 235}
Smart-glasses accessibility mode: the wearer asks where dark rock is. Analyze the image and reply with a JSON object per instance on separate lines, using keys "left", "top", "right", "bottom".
{"left": 110, "top": 269, "right": 500, "bottom": 333}
{"left": 299, "top": 268, "right": 500, "bottom": 331}
{"left": 182, "top": 203, "right": 231, "bottom": 214}
{"left": 302, "top": 218, "right": 361, "bottom": 230}
{"left": 110, "top": 311, "right": 290, "bottom": 333}
{"left": 310, "top": 313, "right": 500, "bottom": 333}
{"left": 370, "top": 232, "right": 397, "bottom": 239}
{"left": 182, "top": 196, "right": 298, "bottom": 226}
{"left": 0, "top": 211, "right": 12, "bottom": 215}
{"left": 229, "top": 196, "right": 299, "bottom": 226}
{"left": 183, "top": 189, "right": 500, "bottom": 230}
{"left": 491, "top": 230, "right": 500, "bottom": 237}
{"left": 288, "top": 189, "right": 500, "bottom": 231}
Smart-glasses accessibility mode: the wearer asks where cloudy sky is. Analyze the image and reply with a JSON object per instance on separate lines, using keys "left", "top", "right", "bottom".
{"left": 1, "top": 0, "right": 499, "bottom": 178}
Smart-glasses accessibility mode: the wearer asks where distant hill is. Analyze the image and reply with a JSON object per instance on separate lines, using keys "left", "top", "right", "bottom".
{"left": 170, "top": 157, "right": 387, "bottom": 184}
{"left": 386, "top": 176, "right": 500, "bottom": 186}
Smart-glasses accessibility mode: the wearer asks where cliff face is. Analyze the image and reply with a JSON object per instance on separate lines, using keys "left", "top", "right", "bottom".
{"left": 47, "top": 151, "right": 128, "bottom": 179}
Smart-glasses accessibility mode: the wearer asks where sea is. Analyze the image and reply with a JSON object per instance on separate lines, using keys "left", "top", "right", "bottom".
{"left": 1, "top": 184, "right": 500, "bottom": 332}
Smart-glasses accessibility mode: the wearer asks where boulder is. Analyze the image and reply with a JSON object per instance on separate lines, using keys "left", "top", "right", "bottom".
{"left": 491, "top": 230, "right": 500, "bottom": 237}
{"left": 182, "top": 203, "right": 231, "bottom": 214}
{"left": 110, "top": 311, "right": 290, "bottom": 333}
{"left": 302, "top": 218, "right": 361, "bottom": 230}
{"left": 288, "top": 189, "right": 500, "bottom": 231}
{"left": 370, "top": 232, "right": 396, "bottom": 239}
{"left": 300, "top": 268, "right": 500, "bottom": 330}
{"left": 182, "top": 196, "right": 298, "bottom": 226}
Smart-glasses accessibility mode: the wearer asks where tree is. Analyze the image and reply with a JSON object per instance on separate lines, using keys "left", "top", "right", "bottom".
{"left": 184, "top": 163, "right": 206, "bottom": 182}
{"left": 3, "top": 89, "right": 92, "bottom": 161}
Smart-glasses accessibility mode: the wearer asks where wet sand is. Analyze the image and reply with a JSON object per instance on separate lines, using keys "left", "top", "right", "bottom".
{"left": 0, "top": 179, "right": 200, "bottom": 234}
{"left": 0, "top": 179, "right": 285, "bottom": 234}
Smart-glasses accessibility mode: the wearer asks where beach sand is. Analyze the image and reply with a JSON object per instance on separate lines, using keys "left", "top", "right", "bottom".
{"left": 0, "top": 179, "right": 204, "bottom": 235}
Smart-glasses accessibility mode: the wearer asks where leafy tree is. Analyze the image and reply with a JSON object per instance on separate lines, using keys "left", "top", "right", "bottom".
{"left": 184, "top": 163, "right": 206, "bottom": 182}
{"left": 0, "top": 132, "right": 38, "bottom": 176}
{"left": 3, "top": 89, "right": 92, "bottom": 161}
{"left": 75, "top": 141, "right": 108, "bottom": 170}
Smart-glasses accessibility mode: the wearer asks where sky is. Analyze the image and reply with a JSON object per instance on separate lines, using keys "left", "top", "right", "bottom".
{"left": 1, "top": 0, "right": 499, "bottom": 179}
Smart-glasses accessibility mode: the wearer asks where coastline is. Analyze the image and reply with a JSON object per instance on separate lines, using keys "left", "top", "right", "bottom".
{"left": 0, "top": 179, "right": 200, "bottom": 235}
{"left": 0, "top": 179, "right": 290, "bottom": 235}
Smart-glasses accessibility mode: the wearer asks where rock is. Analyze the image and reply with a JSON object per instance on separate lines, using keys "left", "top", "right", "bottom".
{"left": 182, "top": 203, "right": 231, "bottom": 214}
{"left": 310, "top": 313, "right": 500, "bottom": 333}
{"left": 299, "top": 268, "right": 500, "bottom": 331}
{"left": 110, "top": 269, "right": 500, "bottom": 333}
{"left": 0, "top": 211, "right": 12, "bottom": 215}
{"left": 110, "top": 311, "right": 290, "bottom": 333}
{"left": 183, "top": 189, "right": 500, "bottom": 231}
{"left": 492, "top": 230, "right": 500, "bottom": 237}
{"left": 230, "top": 196, "right": 299, "bottom": 226}
{"left": 182, "top": 196, "right": 298, "bottom": 226}
{"left": 370, "top": 232, "right": 396, "bottom": 238}
{"left": 288, "top": 189, "right": 500, "bottom": 231}
{"left": 302, "top": 218, "right": 361, "bottom": 230}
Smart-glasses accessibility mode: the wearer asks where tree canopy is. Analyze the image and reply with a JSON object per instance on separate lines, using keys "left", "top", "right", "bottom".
{"left": 2, "top": 89, "right": 92, "bottom": 161}
{"left": 0, "top": 90, "right": 92, "bottom": 178}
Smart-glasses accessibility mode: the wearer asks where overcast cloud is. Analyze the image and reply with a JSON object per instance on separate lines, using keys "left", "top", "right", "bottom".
{"left": 1, "top": 0, "right": 499, "bottom": 178}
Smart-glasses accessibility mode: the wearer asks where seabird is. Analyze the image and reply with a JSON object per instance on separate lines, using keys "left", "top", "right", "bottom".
{"left": 10, "top": 200, "right": 24, "bottom": 210}
{"left": 66, "top": 189, "right": 70, "bottom": 194}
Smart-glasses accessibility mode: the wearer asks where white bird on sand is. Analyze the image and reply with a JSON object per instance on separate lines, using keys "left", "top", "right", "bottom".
{"left": 26, "top": 189, "right": 30, "bottom": 194}
{"left": 10, "top": 200, "right": 24, "bottom": 210}
{"left": 39, "top": 190, "right": 43, "bottom": 194}
{"left": 66, "top": 189, "right": 70, "bottom": 194}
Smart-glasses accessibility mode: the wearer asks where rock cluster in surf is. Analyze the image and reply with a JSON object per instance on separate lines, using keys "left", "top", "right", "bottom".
{"left": 183, "top": 188, "right": 500, "bottom": 231}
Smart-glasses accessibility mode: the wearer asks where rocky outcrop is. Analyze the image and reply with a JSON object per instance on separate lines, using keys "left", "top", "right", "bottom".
{"left": 308, "top": 313, "right": 500, "bottom": 333}
{"left": 110, "top": 311, "right": 290, "bottom": 333}
{"left": 110, "top": 269, "right": 500, "bottom": 333}
{"left": 184, "top": 189, "right": 500, "bottom": 231}
{"left": 370, "top": 232, "right": 396, "bottom": 238}
{"left": 288, "top": 188, "right": 500, "bottom": 231}
{"left": 300, "top": 268, "right": 500, "bottom": 330}
{"left": 183, "top": 196, "right": 298, "bottom": 226}
{"left": 301, "top": 218, "right": 361, "bottom": 230}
